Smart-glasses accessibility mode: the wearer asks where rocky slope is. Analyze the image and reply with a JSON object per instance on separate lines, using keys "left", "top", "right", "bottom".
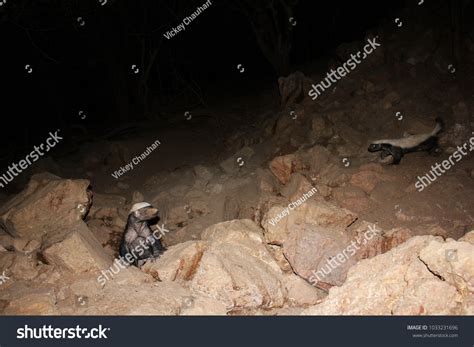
{"left": 0, "top": 5, "right": 473, "bottom": 315}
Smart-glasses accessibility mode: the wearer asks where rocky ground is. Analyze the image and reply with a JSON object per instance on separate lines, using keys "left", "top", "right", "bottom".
{"left": 0, "top": 8, "right": 473, "bottom": 315}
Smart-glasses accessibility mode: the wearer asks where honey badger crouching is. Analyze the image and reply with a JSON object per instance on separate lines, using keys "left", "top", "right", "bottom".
{"left": 119, "top": 202, "right": 166, "bottom": 267}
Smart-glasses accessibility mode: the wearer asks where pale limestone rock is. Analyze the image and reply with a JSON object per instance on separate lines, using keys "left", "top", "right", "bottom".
{"left": 42, "top": 221, "right": 112, "bottom": 273}
{"left": 302, "top": 236, "right": 473, "bottom": 315}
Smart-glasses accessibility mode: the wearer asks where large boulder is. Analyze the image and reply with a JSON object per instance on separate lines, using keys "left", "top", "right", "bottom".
{"left": 0, "top": 174, "right": 91, "bottom": 245}
{"left": 80, "top": 282, "right": 191, "bottom": 315}
{"left": 0, "top": 251, "right": 42, "bottom": 281}
{"left": 261, "top": 205, "right": 292, "bottom": 245}
{"left": 282, "top": 274, "right": 326, "bottom": 306}
{"left": 42, "top": 221, "right": 112, "bottom": 273}
{"left": 142, "top": 241, "right": 206, "bottom": 282}
{"left": 261, "top": 199, "right": 357, "bottom": 246}
{"left": 190, "top": 220, "right": 286, "bottom": 311}
{"left": 302, "top": 235, "right": 474, "bottom": 315}
{"left": 350, "top": 164, "right": 396, "bottom": 194}
{"left": 269, "top": 154, "right": 303, "bottom": 185}
{"left": 283, "top": 224, "right": 355, "bottom": 286}
{"left": 302, "top": 200, "right": 357, "bottom": 229}
{"left": 3, "top": 292, "right": 59, "bottom": 315}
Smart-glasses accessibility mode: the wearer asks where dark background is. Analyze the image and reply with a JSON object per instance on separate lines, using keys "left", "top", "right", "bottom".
{"left": 1, "top": 0, "right": 407, "bottom": 155}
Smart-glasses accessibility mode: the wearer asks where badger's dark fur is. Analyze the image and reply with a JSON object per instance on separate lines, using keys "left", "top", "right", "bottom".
{"left": 119, "top": 202, "right": 165, "bottom": 267}
{"left": 368, "top": 118, "right": 444, "bottom": 164}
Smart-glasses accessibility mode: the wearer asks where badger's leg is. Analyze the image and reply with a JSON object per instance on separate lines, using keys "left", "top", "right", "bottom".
{"left": 128, "top": 237, "right": 154, "bottom": 265}
{"left": 150, "top": 237, "right": 166, "bottom": 256}
{"left": 119, "top": 237, "right": 128, "bottom": 259}
{"left": 389, "top": 146, "right": 403, "bottom": 165}
{"left": 428, "top": 138, "right": 442, "bottom": 156}
{"left": 380, "top": 150, "right": 390, "bottom": 159}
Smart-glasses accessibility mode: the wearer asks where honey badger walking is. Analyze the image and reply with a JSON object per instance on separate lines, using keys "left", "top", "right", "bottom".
{"left": 368, "top": 118, "right": 444, "bottom": 165}
{"left": 119, "top": 202, "right": 165, "bottom": 267}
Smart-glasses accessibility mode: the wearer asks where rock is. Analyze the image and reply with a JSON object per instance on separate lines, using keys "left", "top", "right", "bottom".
{"left": 379, "top": 228, "right": 413, "bottom": 254}
{"left": 350, "top": 166, "right": 395, "bottom": 193}
{"left": 200, "top": 219, "right": 264, "bottom": 244}
{"left": 165, "top": 204, "right": 190, "bottom": 227}
{"left": 191, "top": 220, "right": 285, "bottom": 311}
{"left": 86, "top": 219, "right": 121, "bottom": 249}
{"left": 193, "top": 165, "right": 214, "bottom": 181}
{"left": 337, "top": 196, "right": 372, "bottom": 214}
{"left": 210, "top": 183, "right": 224, "bottom": 194}
{"left": 131, "top": 191, "right": 144, "bottom": 204}
{"left": 253, "top": 195, "right": 289, "bottom": 227}
{"left": 283, "top": 274, "right": 326, "bottom": 306}
{"left": 69, "top": 275, "right": 104, "bottom": 299}
{"left": 81, "top": 282, "right": 191, "bottom": 315}
{"left": 269, "top": 154, "right": 301, "bottom": 184}
{"left": 315, "top": 184, "right": 332, "bottom": 198}
{"left": 3, "top": 252, "right": 41, "bottom": 280}
{"left": 4, "top": 292, "right": 59, "bottom": 315}
{"left": 302, "top": 235, "right": 473, "bottom": 315}
{"left": 332, "top": 186, "right": 370, "bottom": 213}
{"left": 283, "top": 224, "right": 355, "bottom": 286}
{"left": 310, "top": 117, "right": 334, "bottom": 144}
{"left": 261, "top": 205, "right": 291, "bottom": 245}
{"left": 318, "top": 163, "right": 349, "bottom": 188}
{"left": 0, "top": 174, "right": 91, "bottom": 245}
{"left": 419, "top": 238, "right": 474, "bottom": 295}
{"left": 222, "top": 195, "right": 240, "bottom": 221}
{"left": 88, "top": 193, "right": 127, "bottom": 220}
{"left": 278, "top": 71, "right": 313, "bottom": 108}
{"left": 267, "top": 245, "right": 293, "bottom": 273}
{"left": 351, "top": 223, "right": 412, "bottom": 260}
{"left": 261, "top": 199, "right": 356, "bottom": 246}
{"left": 280, "top": 173, "right": 315, "bottom": 201}
{"left": 299, "top": 145, "right": 330, "bottom": 174}
{"left": 23, "top": 239, "right": 41, "bottom": 254}
{"left": 302, "top": 200, "right": 358, "bottom": 229}
{"left": 255, "top": 168, "right": 279, "bottom": 193}
{"left": 180, "top": 296, "right": 228, "bottom": 316}
{"left": 0, "top": 233, "right": 14, "bottom": 250}
{"left": 274, "top": 112, "right": 296, "bottom": 137}
{"left": 42, "top": 221, "right": 112, "bottom": 273}
{"left": 12, "top": 238, "right": 29, "bottom": 252}
{"left": 459, "top": 231, "right": 474, "bottom": 244}
{"left": 105, "top": 265, "right": 155, "bottom": 286}
{"left": 142, "top": 241, "right": 206, "bottom": 282}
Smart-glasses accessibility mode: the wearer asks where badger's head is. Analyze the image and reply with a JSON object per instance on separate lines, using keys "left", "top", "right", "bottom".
{"left": 368, "top": 143, "right": 383, "bottom": 152}
{"left": 129, "top": 202, "right": 159, "bottom": 222}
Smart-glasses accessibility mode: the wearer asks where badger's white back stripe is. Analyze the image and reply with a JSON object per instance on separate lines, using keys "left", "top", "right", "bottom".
{"left": 129, "top": 202, "right": 152, "bottom": 214}
{"left": 372, "top": 121, "right": 442, "bottom": 149}
{"left": 372, "top": 133, "right": 432, "bottom": 148}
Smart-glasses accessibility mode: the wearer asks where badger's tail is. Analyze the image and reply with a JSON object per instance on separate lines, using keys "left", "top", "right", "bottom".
{"left": 431, "top": 117, "right": 444, "bottom": 136}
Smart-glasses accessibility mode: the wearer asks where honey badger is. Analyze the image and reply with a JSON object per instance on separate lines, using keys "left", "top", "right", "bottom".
{"left": 368, "top": 118, "right": 444, "bottom": 165}
{"left": 119, "top": 202, "right": 165, "bottom": 267}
